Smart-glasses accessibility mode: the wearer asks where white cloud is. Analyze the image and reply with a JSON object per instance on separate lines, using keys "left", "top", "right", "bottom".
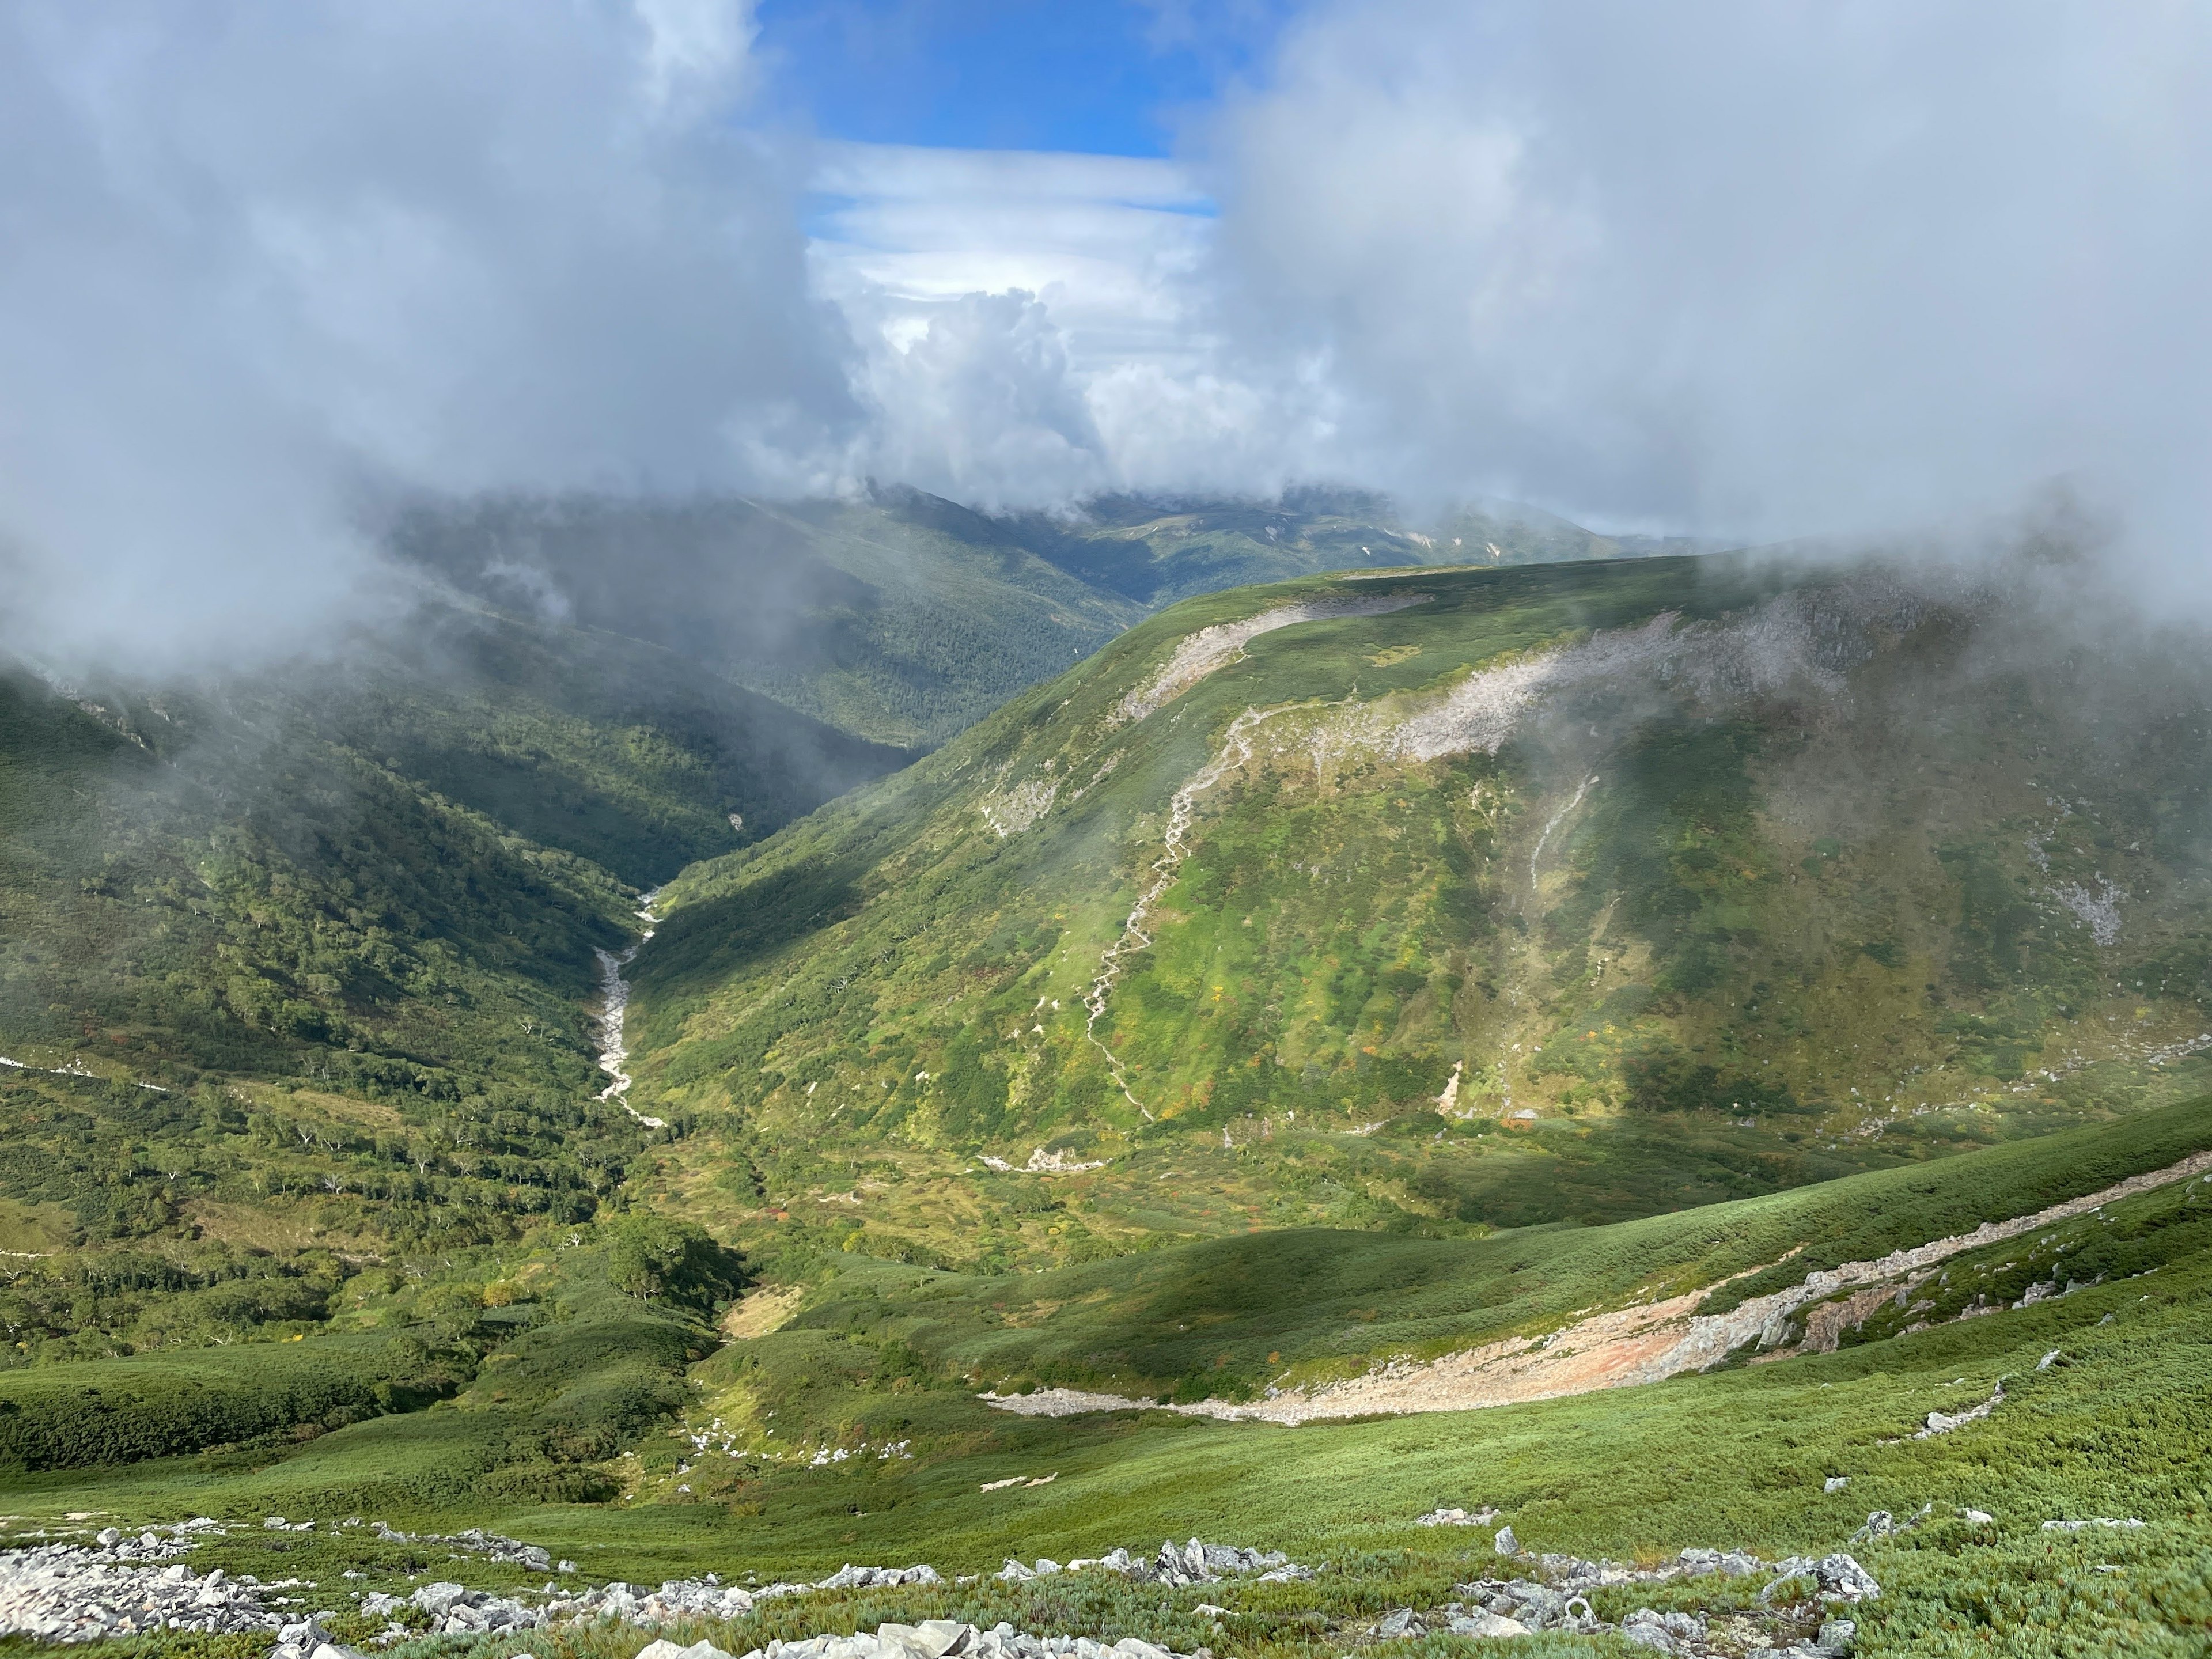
{"left": 0, "top": 0, "right": 854, "bottom": 668}
{"left": 7, "top": 0, "right": 2209, "bottom": 669}
{"left": 1199, "top": 1, "right": 2212, "bottom": 556}
{"left": 808, "top": 141, "right": 1349, "bottom": 504}
{"left": 851, "top": 290, "right": 1108, "bottom": 503}
{"left": 634, "top": 0, "right": 757, "bottom": 104}
{"left": 806, "top": 142, "right": 1220, "bottom": 500}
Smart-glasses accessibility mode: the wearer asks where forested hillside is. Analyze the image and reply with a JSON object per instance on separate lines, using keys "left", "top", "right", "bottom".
{"left": 624, "top": 552, "right": 2212, "bottom": 1272}
{"left": 0, "top": 593, "right": 895, "bottom": 1362}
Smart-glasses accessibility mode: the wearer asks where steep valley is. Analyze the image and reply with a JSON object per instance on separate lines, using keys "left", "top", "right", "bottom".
{"left": 3, "top": 541, "right": 2211, "bottom": 1659}
{"left": 627, "top": 554, "right": 2212, "bottom": 1272}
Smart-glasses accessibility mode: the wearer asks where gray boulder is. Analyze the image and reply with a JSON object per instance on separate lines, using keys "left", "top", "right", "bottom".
{"left": 869, "top": 1622, "right": 975, "bottom": 1659}
{"left": 1623, "top": 1608, "right": 1706, "bottom": 1653}
{"left": 1816, "top": 1554, "right": 1881, "bottom": 1601}
{"left": 1758, "top": 1556, "right": 1819, "bottom": 1602}
{"left": 1446, "top": 1611, "right": 1527, "bottom": 1638}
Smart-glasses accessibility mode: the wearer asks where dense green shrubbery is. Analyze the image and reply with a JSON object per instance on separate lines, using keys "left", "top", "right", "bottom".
{"left": 0, "top": 1337, "right": 457, "bottom": 1469}
{"left": 0, "top": 1214, "right": 737, "bottom": 1487}
{"left": 605, "top": 1214, "right": 748, "bottom": 1310}
{"left": 0, "top": 1244, "right": 349, "bottom": 1359}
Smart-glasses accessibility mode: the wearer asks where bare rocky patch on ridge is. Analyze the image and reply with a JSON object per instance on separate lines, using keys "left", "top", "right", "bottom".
{"left": 982, "top": 1146, "right": 2212, "bottom": 1425}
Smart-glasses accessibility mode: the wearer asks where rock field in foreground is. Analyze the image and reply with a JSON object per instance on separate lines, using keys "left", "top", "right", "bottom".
{"left": 0, "top": 1514, "right": 1907, "bottom": 1656}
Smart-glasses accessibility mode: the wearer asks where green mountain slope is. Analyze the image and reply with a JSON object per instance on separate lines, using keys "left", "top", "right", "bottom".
{"left": 625, "top": 553, "right": 2212, "bottom": 1270}
{"left": 0, "top": 596, "right": 900, "bottom": 1289}
{"left": 391, "top": 490, "right": 1145, "bottom": 748}
{"left": 4, "top": 546, "right": 2211, "bottom": 1657}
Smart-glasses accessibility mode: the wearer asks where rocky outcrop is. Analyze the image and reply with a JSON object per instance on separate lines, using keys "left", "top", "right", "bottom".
{"left": 995, "top": 1541, "right": 1308, "bottom": 1588}
{"left": 741, "top": 1620, "right": 1201, "bottom": 1659}
{"left": 362, "top": 1563, "right": 946, "bottom": 1640}
{"left": 1413, "top": 1507, "right": 1495, "bottom": 1527}
{"left": 982, "top": 1146, "right": 2212, "bottom": 1426}
{"left": 6, "top": 1514, "right": 1892, "bottom": 1659}
{"left": 1918, "top": 1382, "right": 2005, "bottom": 1438}
{"left": 0, "top": 1524, "right": 279, "bottom": 1642}
{"left": 1113, "top": 595, "right": 1432, "bottom": 727}
{"left": 1366, "top": 1545, "right": 1874, "bottom": 1657}
{"left": 365, "top": 1523, "right": 559, "bottom": 1571}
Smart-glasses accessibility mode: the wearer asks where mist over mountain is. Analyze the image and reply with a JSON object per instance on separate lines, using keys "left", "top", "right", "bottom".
{"left": 386, "top": 483, "right": 1666, "bottom": 745}
{"left": 5, "top": 1, "right": 2207, "bottom": 677}
{"left": 4, "top": 3, "right": 2212, "bottom": 1651}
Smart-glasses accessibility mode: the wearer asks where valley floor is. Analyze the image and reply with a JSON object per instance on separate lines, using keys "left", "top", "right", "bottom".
{"left": 6, "top": 1101, "right": 2211, "bottom": 1657}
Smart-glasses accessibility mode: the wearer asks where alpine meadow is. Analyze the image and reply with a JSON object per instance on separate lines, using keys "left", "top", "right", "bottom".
{"left": 3, "top": 6, "right": 2210, "bottom": 1659}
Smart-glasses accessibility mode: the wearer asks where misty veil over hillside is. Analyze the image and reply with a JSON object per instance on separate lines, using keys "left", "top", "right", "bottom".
{"left": 2, "top": 4, "right": 2210, "bottom": 1657}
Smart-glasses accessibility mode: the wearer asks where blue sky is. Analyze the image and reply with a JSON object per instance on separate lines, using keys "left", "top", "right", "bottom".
{"left": 753, "top": 0, "right": 1293, "bottom": 156}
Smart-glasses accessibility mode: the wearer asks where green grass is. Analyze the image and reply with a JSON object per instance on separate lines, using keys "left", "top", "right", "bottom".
{"left": 725, "top": 1093, "right": 2209, "bottom": 1403}
{"left": 622, "top": 552, "right": 2212, "bottom": 1271}
{"left": 14, "top": 1158, "right": 2212, "bottom": 1653}
{"left": 10, "top": 1089, "right": 2212, "bottom": 1655}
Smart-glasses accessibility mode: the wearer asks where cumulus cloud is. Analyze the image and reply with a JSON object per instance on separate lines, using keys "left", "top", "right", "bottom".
{"left": 0, "top": 0, "right": 856, "bottom": 668}
{"left": 808, "top": 2, "right": 2212, "bottom": 563}
{"left": 810, "top": 140, "right": 1353, "bottom": 505}
{"left": 1200, "top": 1, "right": 2212, "bottom": 559}
{"left": 810, "top": 143, "right": 1219, "bottom": 502}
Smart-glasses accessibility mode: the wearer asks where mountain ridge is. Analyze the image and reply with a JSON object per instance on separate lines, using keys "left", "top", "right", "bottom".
{"left": 390, "top": 485, "right": 1680, "bottom": 747}
{"left": 621, "top": 551, "right": 2212, "bottom": 1273}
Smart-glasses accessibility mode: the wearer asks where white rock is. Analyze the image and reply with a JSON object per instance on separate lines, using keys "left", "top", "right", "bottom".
{"left": 1453, "top": 1611, "right": 1530, "bottom": 1637}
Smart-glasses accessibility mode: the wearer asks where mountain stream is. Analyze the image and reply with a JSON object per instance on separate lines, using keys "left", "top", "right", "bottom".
{"left": 594, "top": 889, "right": 664, "bottom": 1128}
